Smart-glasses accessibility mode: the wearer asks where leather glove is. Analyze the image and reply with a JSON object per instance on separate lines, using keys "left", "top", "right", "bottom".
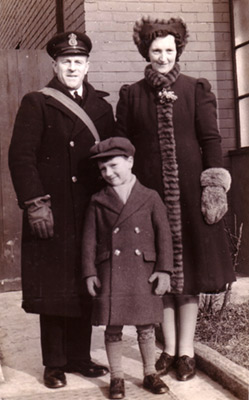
{"left": 149, "top": 272, "right": 171, "bottom": 296}
{"left": 86, "top": 276, "right": 101, "bottom": 297}
{"left": 200, "top": 168, "right": 231, "bottom": 225}
{"left": 25, "top": 195, "right": 54, "bottom": 239}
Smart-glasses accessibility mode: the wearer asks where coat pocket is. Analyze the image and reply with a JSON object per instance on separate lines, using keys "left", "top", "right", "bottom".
{"left": 143, "top": 251, "right": 157, "bottom": 262}
{"left": 95, "top": 251, "right": 110, "bottom": 265}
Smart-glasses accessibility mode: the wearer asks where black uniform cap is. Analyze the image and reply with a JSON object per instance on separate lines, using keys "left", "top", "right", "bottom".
{"left": 46, "top": 31, "right": 92, "bottom": 59}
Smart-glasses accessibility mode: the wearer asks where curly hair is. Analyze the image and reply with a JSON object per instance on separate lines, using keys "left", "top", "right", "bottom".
{"left": 133, "top": 16, "right": 189, "bottom": 62}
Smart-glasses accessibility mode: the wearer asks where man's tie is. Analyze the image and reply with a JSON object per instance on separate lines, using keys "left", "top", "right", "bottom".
{"left": 74, "top": 91, "right": 82, "bottom": 105}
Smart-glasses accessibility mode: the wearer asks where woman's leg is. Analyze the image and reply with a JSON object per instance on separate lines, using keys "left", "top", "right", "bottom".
{"left": 161, "top": 295, "right": 177, "bottom": 356}
{"left": 174, "top": 295, "right": 199, "bottom": 381}
{"left": 176, "top": 295, "right": 199, "bottom": 357}
{"left": 155, "top": 295, "right": 177, "bottom": 375}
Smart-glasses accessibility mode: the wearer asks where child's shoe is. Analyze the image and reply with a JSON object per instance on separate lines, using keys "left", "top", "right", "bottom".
{"left": 109, "top": 378, "right": 125, "bottom": 399}
{"left": 143, "top": 373, "right": 169, "bottom": 394}
{"left": 155, "top": 352, "right": 176, "bottom": 375}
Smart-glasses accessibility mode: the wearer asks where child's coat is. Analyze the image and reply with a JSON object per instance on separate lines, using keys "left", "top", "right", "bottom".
{"left": 82, "top": 180, "right": 173, "bottom": 326}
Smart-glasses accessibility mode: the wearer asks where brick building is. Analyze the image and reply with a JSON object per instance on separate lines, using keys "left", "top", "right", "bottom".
{"left": 0, "top": 0, "right": 248, "bottom": 289}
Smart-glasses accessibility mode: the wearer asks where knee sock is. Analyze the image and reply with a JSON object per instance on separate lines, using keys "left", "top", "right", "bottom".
{"left": 105, "top": 330, "right": 123, "bottom": 379}
{"left": 137, "top": 325, "right": 157, "bottom": 377}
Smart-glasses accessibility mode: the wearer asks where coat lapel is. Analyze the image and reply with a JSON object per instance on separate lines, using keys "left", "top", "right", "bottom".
{"left": 93, "top": 180, "right": 153, "bottom": 223}
{"left": 94, "top": 185, "right": 125, "bottom": 215}
{"left": 115, "top": 180, "right": 153, "bottom": 226}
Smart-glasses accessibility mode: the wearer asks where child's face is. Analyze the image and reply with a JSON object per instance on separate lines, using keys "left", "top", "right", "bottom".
{"left": 98, "top": 156, "right": 134, "bottom": 186}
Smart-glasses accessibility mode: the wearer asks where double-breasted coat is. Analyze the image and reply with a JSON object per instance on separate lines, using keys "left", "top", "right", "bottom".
{"left": 9, "top": 76, "right": 115, "bottom": 316}
{"left": 115, "top": 74, "right": 236, "bottom": 294}
{"left": 81, "top": 180, "right": 173, "bottom": 326}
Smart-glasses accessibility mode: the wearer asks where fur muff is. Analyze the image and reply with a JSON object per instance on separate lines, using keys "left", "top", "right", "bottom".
{"left": 200, "top": 167, "right": 231, "bottom": 192}
{"left": 200, "top": 168, "right": 231, "bottom": 225}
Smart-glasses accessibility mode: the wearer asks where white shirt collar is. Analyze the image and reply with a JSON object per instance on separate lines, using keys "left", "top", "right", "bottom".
{"left": 69, "top": 85, "right": 83, "bottom": 98}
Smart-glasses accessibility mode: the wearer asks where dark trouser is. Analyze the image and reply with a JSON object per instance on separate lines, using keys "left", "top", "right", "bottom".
{"left": 40, "top": 315, "right": 92, "bottom": 367}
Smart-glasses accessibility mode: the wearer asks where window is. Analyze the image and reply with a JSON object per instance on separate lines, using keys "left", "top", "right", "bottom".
{"left": 230, "top": 0, "right": 249, "bottom": 147}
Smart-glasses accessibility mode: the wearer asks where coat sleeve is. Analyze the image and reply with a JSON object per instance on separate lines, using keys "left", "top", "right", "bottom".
{"left": 95, "top": 96, "right": 116, "bottom": 140}
{"left": 8, "top": 93, "right": 46, "bottom": 207}
{"left": 81, "top": 201, "right": 98, "bottom": 279}
{"left": 195, "top": 78, "right": 223, "bottom": 169}
{"left": 151, "top": 192, "right": 174, "bottom": 273}
{"left": 115, "top": 84, "right": 132, "bottom": 138}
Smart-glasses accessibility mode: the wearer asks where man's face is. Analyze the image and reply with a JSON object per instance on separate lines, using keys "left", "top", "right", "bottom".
{"left": 52, "top": 55, "right": 89, "bottom": 90}
{"left": 98, "top": 156, "right": 134, "bottom": 187}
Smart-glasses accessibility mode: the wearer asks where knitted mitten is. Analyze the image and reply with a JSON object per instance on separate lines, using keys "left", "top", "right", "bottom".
{"left": 200, "top": 168, "right": 231, "bottom": 224}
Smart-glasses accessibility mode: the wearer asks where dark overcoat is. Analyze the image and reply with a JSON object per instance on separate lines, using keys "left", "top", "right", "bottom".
{"left": 115, "top": 74, "right": 236, "bottom": 294}
{"left": 9, "top": 77, "right": 115, "bottom": 316}
{"left": 81, "top": 180, "right": 174, "bottom": 326}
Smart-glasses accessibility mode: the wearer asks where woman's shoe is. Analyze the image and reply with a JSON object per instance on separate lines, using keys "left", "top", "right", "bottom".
{"left": 175, "top": 355, "right": 196, "bottom": 381}
{"left": 109, "top": 378, "right": 125, "bottom": 399}
{"left": 155, "top": 352, "right": 176, "bottom": 375}
{"left": 143, "top": 373, "right": 169, "bottom": 394}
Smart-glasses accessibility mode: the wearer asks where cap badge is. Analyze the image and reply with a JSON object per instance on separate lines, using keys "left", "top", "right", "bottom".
{"left": 68, "top": 33, "right": 78, "bottom": 47}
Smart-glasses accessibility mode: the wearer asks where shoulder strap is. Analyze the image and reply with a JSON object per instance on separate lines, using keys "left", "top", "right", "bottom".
{"left": 39, "top": 87, "right": 100, "bottom": 143}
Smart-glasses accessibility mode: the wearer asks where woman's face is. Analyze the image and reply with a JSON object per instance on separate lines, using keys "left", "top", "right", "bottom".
{"left": 148, "top": 34, "right": 177, "bottom": 74}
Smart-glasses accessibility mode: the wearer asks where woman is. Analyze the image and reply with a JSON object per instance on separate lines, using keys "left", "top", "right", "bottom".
{"left": 115, "top": 16, "right": 236, "bottom": 381}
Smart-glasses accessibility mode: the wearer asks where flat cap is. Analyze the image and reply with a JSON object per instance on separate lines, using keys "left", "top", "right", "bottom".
{"left": 90, "top": 137, "right": 135, "bottom": 160}
{"left": 46, "top": 31, "right": 92, "bottom": 59}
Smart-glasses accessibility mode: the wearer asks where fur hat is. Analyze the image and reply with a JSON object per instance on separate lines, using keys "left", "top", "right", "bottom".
{"left": 133, "top": 16, "right": 188, "bottom": 62}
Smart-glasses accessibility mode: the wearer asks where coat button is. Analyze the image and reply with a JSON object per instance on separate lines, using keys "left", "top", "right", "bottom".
{"left": 69, "top": 141, "right": 75, "bottom": 147}
{"left": 135, "top": 249, "right": 142, "bottom": 256}
{"left": 134, "top": 227, "right": 141, "bottom": 234}
{"left": 114, "top": 249, "right": 121, "bottom": 256}
{"left": 113, "top": 227, "right": 120, "bottom": 234}
{"left": 72, "top": 176, "right": 77, "bottom": 183}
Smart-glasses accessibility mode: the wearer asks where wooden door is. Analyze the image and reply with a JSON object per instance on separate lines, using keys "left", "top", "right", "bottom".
{"left": 0, "top": 50, "right": 52, "bottom": 292}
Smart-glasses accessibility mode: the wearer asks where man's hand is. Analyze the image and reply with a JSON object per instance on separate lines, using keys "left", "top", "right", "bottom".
{"left": 149, "top": 272, "right": 171, "bottom": 296}
{"left": 25, "top": 195, "right": 54, "bottom": 239}
{"left": 86, "top": 276, "right": 101, "bottom": 297}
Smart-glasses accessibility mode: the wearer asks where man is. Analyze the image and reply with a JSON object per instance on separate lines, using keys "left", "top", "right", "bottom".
{"left": 8, "top": 31, "right": 115, "bottom": 389}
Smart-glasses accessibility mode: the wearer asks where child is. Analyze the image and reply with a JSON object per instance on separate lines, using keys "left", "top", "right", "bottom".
{"left": 81, "top": 137, "right": 173, "bottom": 399}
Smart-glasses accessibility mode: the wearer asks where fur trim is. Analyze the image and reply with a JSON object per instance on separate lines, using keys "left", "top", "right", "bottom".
{"left": 201, "top": 186, "right": 228, "bottom": 225}
{"left": 200, "top": 168, "right": 231, "bottom": 193}
{"left": 145, "top": 63, "right": 183, "bottom": 294}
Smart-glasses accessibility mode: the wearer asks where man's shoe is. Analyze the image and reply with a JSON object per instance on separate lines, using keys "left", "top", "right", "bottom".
{"left": 43, "top": 367, "right": 66, "bottom": 389}
{"left": 63, "top": 360, "right": 109, "bottom": 378}
{"left": 109, "top": 378, "right": 125, "bottom": 399}
{"left": 155, "top": 352, "right": 176, "bottom": 375}
{"left": 143, "top": 373, "right": 169, "bottom": 394}
{"left": 176, "top": 355, "right": 196, "bottom": 381}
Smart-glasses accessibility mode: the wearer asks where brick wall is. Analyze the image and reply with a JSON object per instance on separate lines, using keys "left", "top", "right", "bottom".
{"left": 85, "top": 0, "right": 236, "bottom": 161}
{"left": 0, "top": 0, "right": 56, "bottom": 49}
{"left": 0, "top": 0, "right": 85, "bottom": 49}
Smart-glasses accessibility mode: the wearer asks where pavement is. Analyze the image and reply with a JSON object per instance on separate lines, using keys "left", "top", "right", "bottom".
{"left": 0, "top": 277, "right": 248, "bottom": 400}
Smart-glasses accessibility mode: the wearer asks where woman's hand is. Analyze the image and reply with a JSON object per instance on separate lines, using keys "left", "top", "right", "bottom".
{"left": 200, "top": 168, "right": 231, "bottom": 224}
{"left": 149, "top": 272, "right": 171, "bottom": 296}
{"left": 86, "top": 276, "right": 101, "bottom": 297}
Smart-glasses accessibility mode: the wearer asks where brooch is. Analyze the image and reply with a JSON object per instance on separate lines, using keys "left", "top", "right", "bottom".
{"left": 158, "top": 88, "right": 178, "bottom": 104}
